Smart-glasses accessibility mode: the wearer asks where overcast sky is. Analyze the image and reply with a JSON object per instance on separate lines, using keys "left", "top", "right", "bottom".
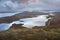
{"left": 0, "top": 0, "right": 60, "bottom": 12}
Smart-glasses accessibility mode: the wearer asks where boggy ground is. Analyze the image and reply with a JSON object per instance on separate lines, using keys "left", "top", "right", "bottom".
{"left": 0, "top": 24, "right": 60, "bottom": 40}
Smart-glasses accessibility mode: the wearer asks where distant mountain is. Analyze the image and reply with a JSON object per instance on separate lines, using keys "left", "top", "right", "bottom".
{"left": 0, "top": 11, "right": 16, "bottom": 13}
{"left": 0, "top": 11, "right": 49, "bottom": 23}
{"left": 0, "top": 11, "right": 60, "bottom": 26}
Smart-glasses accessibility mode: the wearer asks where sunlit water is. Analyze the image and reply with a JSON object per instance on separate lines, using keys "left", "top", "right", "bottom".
{"left": 0, "top": 15, "right": 52, "bottom": 31}
{"left": 0, "top": 12, "right": 22, "bottom": 18}
{"left": 0, "top": 13, "right": 17, "bottom": 18}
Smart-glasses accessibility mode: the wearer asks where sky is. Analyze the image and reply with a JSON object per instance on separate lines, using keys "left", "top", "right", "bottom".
{"left": 0, "top": 0, "right": 60, "bottom": 12}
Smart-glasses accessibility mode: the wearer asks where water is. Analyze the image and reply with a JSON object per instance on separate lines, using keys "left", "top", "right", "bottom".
{"left": 0, "top": 23, "right": 11, "bottom": 31}
{"left": 0, "top": 13, "right": 17, "bottom": 18}
{"left": 0, "top": 12, "right": 23, "bottom": 18}
{"left": 0, "top": 15, "right": 52, "bottom": 31}
{"left": 21, "top": 15, "right": 49, "bottom": 28}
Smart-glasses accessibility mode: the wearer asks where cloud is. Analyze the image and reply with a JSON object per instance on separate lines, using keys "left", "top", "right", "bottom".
{"left": 0, "top": 0, "right": 60, "bottom": 12}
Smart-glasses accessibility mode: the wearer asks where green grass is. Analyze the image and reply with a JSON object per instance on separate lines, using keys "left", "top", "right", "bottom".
{"left": 0, "top": 26, "right": 60, "bottom": 40}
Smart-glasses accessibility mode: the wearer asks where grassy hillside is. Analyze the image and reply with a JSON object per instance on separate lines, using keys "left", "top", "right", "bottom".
{"left": 0, "top": 25, "right": 60, "bottom": 40}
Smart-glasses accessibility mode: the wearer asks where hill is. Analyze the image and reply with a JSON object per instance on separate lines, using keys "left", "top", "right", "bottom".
{"left": 0, "top": 11, "right": 49, "bottom": 23}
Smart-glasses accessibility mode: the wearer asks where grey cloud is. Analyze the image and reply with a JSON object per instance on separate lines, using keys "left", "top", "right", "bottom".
{"left": 0, "top": 0, "right": 60, "bottom": 12}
